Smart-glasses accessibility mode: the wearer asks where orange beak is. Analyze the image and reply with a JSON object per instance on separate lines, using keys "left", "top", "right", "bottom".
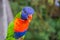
{"left": 28, "top": 14, "right": 32, "bottom": 22}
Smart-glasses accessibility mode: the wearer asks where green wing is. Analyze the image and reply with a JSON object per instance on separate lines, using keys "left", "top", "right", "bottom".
{"left": 15, "top": 12, "right": 21, "bottom": 19}
{"left": 6, "top": 12, "right": 21, "bottom": 40}
{"left": 6, "top": 21, "right": 15, "bottom": 40}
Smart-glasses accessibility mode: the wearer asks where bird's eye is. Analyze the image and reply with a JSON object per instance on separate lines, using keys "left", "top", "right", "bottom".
{"left": 24, "top": 11, "right": 26, "bottom": 14}
{"left": 23, "top": 9, "right": 26, "bottom": 14}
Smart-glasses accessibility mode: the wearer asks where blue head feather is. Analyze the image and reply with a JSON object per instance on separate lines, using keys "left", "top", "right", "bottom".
{"left": 21, "top": 11, "right": 28, "bottom": 20}
{"left": 21, "top": 6, "right": 34, "bottom": 20}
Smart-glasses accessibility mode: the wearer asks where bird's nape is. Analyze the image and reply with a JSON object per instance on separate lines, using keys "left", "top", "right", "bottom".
{"left": 21, "top": 12, "right": 28, "bottom": 20}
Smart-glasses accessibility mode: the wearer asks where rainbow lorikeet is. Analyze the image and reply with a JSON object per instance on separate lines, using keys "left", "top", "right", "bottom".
{"left": 6, "top": 6, "right": 34, "bottom": 40}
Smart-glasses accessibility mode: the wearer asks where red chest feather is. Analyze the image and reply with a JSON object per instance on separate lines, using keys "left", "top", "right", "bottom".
{"left": 14, "top": 18, "right": 29, "bottom": 32}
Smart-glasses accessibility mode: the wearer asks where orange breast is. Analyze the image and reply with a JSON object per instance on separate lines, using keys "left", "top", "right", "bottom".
{"left": 14, "top": 18, "right": 29, "bottom": 32}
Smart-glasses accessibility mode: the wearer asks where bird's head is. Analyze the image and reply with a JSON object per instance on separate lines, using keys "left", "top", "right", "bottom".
{"left": 21, "top": 6, "right": 34, "bottom": 20}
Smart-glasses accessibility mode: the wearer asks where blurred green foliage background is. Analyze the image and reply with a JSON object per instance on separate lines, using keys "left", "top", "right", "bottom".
{"left": 9, "top": 0, "right": 60, "bottom": 40}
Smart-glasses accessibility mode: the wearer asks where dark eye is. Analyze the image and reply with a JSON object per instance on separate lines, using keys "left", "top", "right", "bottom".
{"left": 23, "top": 9, "right": 26, "bottom": 13}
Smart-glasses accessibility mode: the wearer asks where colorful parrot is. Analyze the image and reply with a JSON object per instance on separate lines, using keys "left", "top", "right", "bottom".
{"left": 6, "top": 6, "right": 34, "bottom": 40}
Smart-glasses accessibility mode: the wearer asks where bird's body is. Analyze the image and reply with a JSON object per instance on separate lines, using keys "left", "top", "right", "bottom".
{"left": 6, "top": 12, "right": 21, "bottom": 40}
{"left": 6, "top": 7, "right": 34, "bottom": 40}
